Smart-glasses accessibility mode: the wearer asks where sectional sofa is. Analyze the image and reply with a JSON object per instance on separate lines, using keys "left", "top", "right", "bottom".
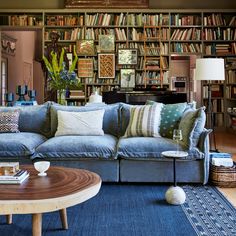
{"left": 0, "top": 102, "right": 211, "bottom": 184}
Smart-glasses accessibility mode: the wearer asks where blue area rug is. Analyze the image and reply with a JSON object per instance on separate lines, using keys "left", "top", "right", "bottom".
{"left": 0, "top": 184, "right": 235, "bottom": 236}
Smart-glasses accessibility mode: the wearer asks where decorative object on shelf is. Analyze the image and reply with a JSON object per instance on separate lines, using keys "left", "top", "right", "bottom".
{"left": 5, "top": 93, "right": 14, "bottom": 107}
{"left": 88, "top": 90, "right": 103, "bottom": 104}
{"left": 43, "top": 48, "right": 79, "bottom": 104}
{"left": 77, "top": 40, "right": 95, "bottom": 56}
{"left": 98, "top": 53, "right": 115, "bottom": 78}
{"left": 78, "top": 58, "right": 93, "bottom": 78}
{"left": 1, "top": 33, "right": 17, "bottom": 56}
{"left": 118, "top": 49, "right": 138, "bottom": 65}
{"left": 16, "top": 85, "right": 28, "bottom": 101}
{"left": 99, "top": 35, "right": 115, "bottom": 52}
{"left": 195, "top": 58, "right": 225, "bottom": 152}
{"left": 34, "top": 161, "right": 50, "bottom": 177}
{"left": 120, "top": 69, "right": 135, "bottom": 89}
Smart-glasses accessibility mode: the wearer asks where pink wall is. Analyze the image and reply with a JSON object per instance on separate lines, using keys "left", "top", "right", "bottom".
{"left": 2, "top": 30, "right": 44, "bottom": 103}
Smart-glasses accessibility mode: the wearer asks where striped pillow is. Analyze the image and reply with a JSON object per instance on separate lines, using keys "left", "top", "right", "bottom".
{"left": 0, "top": 110, "right": 20, "bottom": 133}
{"left": 124, "top": 103, "right": 163, "bottom": 137}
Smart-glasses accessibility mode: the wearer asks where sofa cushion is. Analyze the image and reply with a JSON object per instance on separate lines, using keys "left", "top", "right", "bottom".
{"left": 124, "top": 103, "right": 163, "bottom": 137}
{"left": 0, "top": 103, "right": 51, "bottom": 137}
{"left": 55, "top": 109, "right": 105, "bottom": 136}
{"left": 35, "top": 134, "right": 118, "bottom": 159}
{"left": 50, "top": 103, "right": 120, "bottom": 137}
{"left": 117, "top": 137, "right": 204, "bottom": 159}
{"left": 0, "top": 132, "right": 47, "bottom": 157}
{"left": 0, "top": 110, "right": 20, "bottom": 133}
{"left": 179, "top": 107, "right": 206, "bottom": 149}
{"left": 146, "top": 101, "right": 188, "bottom": 138}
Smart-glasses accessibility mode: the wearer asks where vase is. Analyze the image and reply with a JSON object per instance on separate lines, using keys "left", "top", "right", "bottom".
{"left": 57, "top": 89, "right": 66, "bottom": 105}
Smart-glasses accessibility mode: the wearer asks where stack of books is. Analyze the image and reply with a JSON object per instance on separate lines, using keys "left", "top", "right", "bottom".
{"left": 0, "top": 162, "right": 29, "bottom": 184}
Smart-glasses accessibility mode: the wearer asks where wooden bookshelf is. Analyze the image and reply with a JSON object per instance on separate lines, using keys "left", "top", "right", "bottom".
{"left": 0, "top": 9, "right": 235, "bottom": 128}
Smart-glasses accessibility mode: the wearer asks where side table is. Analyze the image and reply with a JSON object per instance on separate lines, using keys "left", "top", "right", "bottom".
{"left": 162, "top": 151, "right": 188, "bottom": 205}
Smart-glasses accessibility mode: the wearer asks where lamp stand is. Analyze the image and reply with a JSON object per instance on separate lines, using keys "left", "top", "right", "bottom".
{"left": 207, "top": 84, "right": 219, "bottom": 153}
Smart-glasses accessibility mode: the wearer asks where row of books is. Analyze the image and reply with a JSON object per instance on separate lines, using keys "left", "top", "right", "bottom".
{"left": 45, "top": 29, "right": 80, "bottom": 41}
{"left": 205, "top": 43, "right": 236, "bottom": 55}
{"left": 7, "top": 15, "right": 43, "bottom": 26}
{"left": 203, "top": 14, "right": 227, "bottom": 26}
{"left": 84, "top": 13, "right": 171, "bottom": 27}
{"left": 203, "top": 99, "right": 224, "bottom": 113}
{"left": 135, "top": 71, "right": 169, "bottom": 85}
{"left": 45, "top": 15, "right": 78, "bottom": 26}
{"left": 170, "top": 14, "right": 202, "bottom": 26}
{"left": 226, "top": 70, "right": 236, "bottom": 84}
{"left": 225, "top": 86, "right": 236, "bottom": 99}
{"left": 170, "top": 28, "right": 201, "bottom": 41}
{"left": 170, "top": 43, "right": 202, "bottom": 53}
{"left": 203, "top": 28, "right": 236, "bottom": 41}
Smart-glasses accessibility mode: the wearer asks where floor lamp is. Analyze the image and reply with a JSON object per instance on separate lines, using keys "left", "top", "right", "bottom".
{"left": 195, "top": 58, "right": 225, "bottom": 152}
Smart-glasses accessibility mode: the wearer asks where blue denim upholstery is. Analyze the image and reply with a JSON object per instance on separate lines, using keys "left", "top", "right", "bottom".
{"left": 0, "top": 132, "right": 47, "bottom": 157}
{"left": 35, "top": 134, "right": 118, "bottom": 159}
{"left": 50, "top": 103, "right": 120, "bottom": 137}
{"left": 118, "top": 137, "right": 204, "bottom": 159}
{"left": 0, "top": 103, "right": 51, "bottom": 137}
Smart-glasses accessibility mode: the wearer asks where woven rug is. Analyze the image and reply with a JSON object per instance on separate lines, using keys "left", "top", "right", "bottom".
{"left": 0, "top": 184, "right": 235, "bottom": 236}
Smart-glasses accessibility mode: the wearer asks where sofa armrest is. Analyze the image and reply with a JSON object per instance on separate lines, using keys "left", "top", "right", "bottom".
{"left": 197, "top": 128, "right": 212, "bottom": 184}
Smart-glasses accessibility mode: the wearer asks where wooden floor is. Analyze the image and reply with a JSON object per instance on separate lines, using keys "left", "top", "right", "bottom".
{"left": 213, "top": 130, "right": 236, "bottom": 207}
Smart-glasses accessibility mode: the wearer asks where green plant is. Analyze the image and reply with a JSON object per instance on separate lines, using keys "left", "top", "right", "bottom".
{"left": 43, "top": 48, "right": 80, "bottom": 91}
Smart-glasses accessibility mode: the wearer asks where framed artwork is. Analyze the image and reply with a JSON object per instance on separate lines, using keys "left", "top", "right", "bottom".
{"left": 99, "top": 35, "right": 115, "bottom": 52}
{"left": 118, "top": 49, "right": 138, "bottom": 65}
{"left": 78, "top": 58, "right": 93, "bottom": 78}
{"left": 98, "top": 53, "right": 115, "bottom": 78}
{"left": 120, "top": 69, "right": 135, "bottom": 88}
{"left": 66, "top": 53, "right": 73, "bottom": 67}
{"left": 76, "top": 40, "right": 95, "bottom": 56}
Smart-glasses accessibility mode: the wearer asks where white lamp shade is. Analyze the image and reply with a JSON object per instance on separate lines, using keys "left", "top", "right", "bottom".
{"left": 195, "top": 58, "right": 225, "bottom": 81}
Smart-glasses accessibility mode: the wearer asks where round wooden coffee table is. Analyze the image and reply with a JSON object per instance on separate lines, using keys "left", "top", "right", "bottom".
{"left": 0, "top": 165, "right": 101, "bottom": 236}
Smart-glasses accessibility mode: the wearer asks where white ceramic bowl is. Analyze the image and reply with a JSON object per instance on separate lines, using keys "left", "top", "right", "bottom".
{"left": 34, "top": 161, "right": 50, "bottom": 176}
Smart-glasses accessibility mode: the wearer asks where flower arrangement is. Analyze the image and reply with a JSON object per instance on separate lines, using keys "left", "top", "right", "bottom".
{"left": 43, "top": 48, "right": 80, "bottom": 103}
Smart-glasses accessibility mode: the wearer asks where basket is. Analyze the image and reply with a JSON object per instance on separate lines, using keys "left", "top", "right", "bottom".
{"left": 210, "top": 164, "right": 236, "bottom": 188}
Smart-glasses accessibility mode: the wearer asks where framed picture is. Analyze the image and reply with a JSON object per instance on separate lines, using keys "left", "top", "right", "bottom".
{"left": 118, "top": 49, "right": 138, "bottom": 65}
{"left": 78, "top": 58, "right": 93, "bottom": 78}
{"left": 120, "top": 69, "right": 135, "bottom": 88}
{"left": 98, "top": 53, "right": 115, "bottom": 78}
{"left": 76, "top": 40, "right": 95, "bottom": 56}
{"left": 99, "top": 35, "right": 115, "bottom": 52}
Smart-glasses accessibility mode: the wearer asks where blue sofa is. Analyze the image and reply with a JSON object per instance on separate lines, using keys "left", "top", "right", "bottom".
{"left": 0, "top": 102, "right": 211, "bottom": 184}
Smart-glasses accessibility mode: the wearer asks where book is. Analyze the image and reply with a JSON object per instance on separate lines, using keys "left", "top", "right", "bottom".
{"left": 0, "top": 162, "right": 20, "bottom": 175}
{"left": 0, "top": 173, "right": 29, "bottom": 184}
{"left": 0, "top": 169, "right": 29, "bottom": 180}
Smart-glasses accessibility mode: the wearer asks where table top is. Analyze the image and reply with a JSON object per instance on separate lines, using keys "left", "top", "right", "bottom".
{"left": 162, "top": 151, "right": 189, "bottom": 159}
{"left": 0, "top": 165, "right": 101, "bottom": 214}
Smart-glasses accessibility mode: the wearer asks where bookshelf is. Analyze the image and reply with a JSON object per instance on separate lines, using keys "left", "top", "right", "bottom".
{"left": 0, "top": 9, "right": 235, "bottom": 129}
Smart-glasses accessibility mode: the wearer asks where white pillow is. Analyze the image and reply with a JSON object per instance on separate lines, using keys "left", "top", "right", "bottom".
{"left": 55, "top": 109, "right": 105, "bottom": 136}
{"left": 124, "top": 103, "right": 163, "bottom": 137}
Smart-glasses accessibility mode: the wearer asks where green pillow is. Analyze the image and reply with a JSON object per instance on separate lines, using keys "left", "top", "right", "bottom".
{"left": 179, "top": 107, "right": 206, "bottom": 149}
{"left": 146, "top": 100, "right": 187, "bottom": 138}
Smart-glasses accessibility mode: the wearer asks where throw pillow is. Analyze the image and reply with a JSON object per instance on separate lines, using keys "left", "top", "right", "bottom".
{"left": 0, "top": 110, "right": 20, "bottom": 133}
{"left": 146, "top": 100, "right": 187, "bottom": 138}
{"left": 55, "top": 109, "right": 105, "bottom": 136}
{"left": 124, "top": 103, "right": 163, "bottom": 137}
{"left": 179, "top": 107, "right": 206, "bottom": 149}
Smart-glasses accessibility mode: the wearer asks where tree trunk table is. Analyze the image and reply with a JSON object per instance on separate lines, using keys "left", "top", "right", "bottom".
{"left": 0, "top": 165, "right": 101, "bottom": 236}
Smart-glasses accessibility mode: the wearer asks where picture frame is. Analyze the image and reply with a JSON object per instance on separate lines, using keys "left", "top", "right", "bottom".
{"left": 120, "top": 69, "right": 135, "bottom": 89}
{"left": 78, "top": 58, "right": 94, "bottom": 78}
{"left": 118, "top": 49, "right": 138, "bottom": 65}
{"left": 76, "top": 40, "right": 95, "bottom": 56}
{"left": 99, "top": 35, "right": 115, "bottom": 52}
{"left": 98, "top": 53, "right": 115, "bottom": 78}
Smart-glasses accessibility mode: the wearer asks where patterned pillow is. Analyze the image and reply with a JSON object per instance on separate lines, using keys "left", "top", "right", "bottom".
{"left": 0, "top": 110, "right": 20, "bottom": 133}
{"left": 146, "top": 100, "right": 187, "bottom": 138}
{"left": 179, "top": 107, "right": 206, "bottom": 149}
{"left": 124, "top": 103, "right": 163, "bottom": 137}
